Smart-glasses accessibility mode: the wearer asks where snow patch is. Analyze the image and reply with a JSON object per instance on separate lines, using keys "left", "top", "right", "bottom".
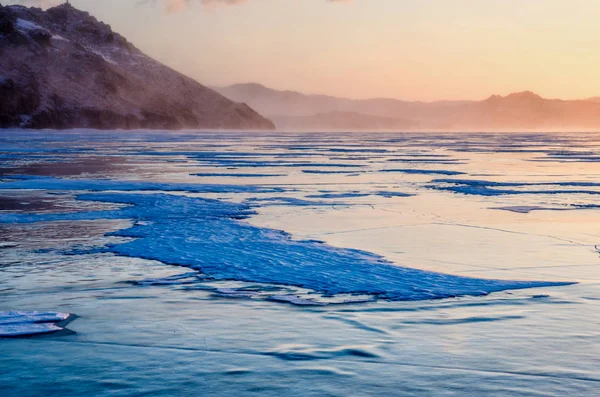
{"left": 51, "top": 34, "right": 69, "bottom": 42}
{"left": 91, "top": 49, "right": 118, "bottom": 65}
{"left": 16, "top": 18, "right": 42, "bottom": 32}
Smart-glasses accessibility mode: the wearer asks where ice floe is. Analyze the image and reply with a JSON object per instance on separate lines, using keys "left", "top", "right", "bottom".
{"left": 0, "top": 311, "right": 72, "bottom": 337}
{"left": 0, "top": 178, "right": 573, "bottom": 302}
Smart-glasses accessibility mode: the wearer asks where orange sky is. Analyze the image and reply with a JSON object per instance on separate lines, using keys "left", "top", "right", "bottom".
{"left": 16, "top": 0, "right": 600, "bottom": 101}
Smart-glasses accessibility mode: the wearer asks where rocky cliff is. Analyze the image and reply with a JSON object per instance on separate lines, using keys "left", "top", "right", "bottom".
{"left": 0, "top": 3, "right": 275, "bottom": 130}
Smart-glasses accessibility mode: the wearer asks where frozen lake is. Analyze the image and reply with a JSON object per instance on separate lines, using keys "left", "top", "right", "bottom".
{"left": 1, "top": 130, "right": 599, "bottom": 396}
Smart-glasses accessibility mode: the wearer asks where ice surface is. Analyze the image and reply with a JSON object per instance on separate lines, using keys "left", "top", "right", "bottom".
{"left": 0, "top": 311, "right": 71, "bottom": 337}
{"left": 302, "top": 170, "right": 366, "bottom": 174}
{"left": 491, "top": 206, "right": 568, "bottom": 214}
{"left": 0, "top": 180, "right": 573, "bottom": 302}
{"left": 373, "top": 191, "right": 414, "bottom": 198}
{"left": 1, "top": 131, "right": 599, "bottom": 396}
{"left": 492, "top": 204, "right": 600, "bottom": 213}
{"left": 267, "top": 295, "right": 325, "bottom": 306}
{"left": 0, "top": 176, "right": 284, "bottom": 194}
{"left": 434, "top": 179, "right": 600, "bottom": 188}
{"left": 430, "top": 178, "right": 600, "bottom": 196}
{"left": 191, "top": 173, "right": 285, "bottom": 178}
{"left": 131, "top": 272, "right": 201, "bottom": 286}
{"left": 307, "top": 192, "right": 371, "bottom": 199}
{"left": 387, "top": 158, "right": 465, "bottom": 164}
{"left": 306, "top": 191, "right": 413, "bottom": 199}
{"left": 190, "top": 158, "right": 364, "bottom": 168}
{"left": 246, "top": 197, "right": 345, "bottom": 207}
{"left": 325, "top": 148, "right": 391, "bottom": 153}
{"left": 381, "top": 169, "right": 466, "bottom": 175}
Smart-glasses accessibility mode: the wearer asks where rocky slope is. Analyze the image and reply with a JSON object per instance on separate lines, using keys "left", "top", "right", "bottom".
{"left": 217, "top": 83, "right": 600, "bottom": 131}
{"left": 0, "top": 3, "right": 274, "bottom": 130}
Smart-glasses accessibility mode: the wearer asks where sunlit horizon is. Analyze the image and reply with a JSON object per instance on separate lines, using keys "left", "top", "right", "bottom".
{"left": 7, "top": 0, "right": 599, "bottom": 102}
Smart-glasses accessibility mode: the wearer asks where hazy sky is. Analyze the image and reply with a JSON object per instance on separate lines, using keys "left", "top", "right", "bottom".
{"left": 10, "top": 0, "right": 600, "bottom": 101}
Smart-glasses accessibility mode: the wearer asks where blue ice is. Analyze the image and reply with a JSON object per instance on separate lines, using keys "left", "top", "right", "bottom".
{"left": 0, "top": 179, "right": 573, "bottom": 302}
{"left": 381, "top": 169, "right": 466, "bottom": 176}
{"left": 430, "top": 179, "right": 600, "bottom": 196}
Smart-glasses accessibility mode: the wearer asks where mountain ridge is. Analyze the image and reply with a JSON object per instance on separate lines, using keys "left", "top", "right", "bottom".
{"left": 216, "top": 83, "right": 600, "bottom": 131}
{"left": 0, "top": 3, "right": 275, "bottom": 130}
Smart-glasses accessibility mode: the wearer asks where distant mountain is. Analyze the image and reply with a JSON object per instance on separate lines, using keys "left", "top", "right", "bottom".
{"left": 0, "top": 3, "right": 274, "bottom": 130}
{"left": 216, "top": 83, "right": 368, "bottom": 118}
{"left": 216, "top": 83, "right": 600, "bottom": 131}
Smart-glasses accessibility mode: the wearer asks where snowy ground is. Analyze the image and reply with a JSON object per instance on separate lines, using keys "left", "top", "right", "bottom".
{"left": 0, "top": 130, "right": 599, "bottom": 396}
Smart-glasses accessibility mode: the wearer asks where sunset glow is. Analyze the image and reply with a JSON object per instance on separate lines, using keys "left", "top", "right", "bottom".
{"left": 11, "top": 0, "right": 598, "bottom": 101}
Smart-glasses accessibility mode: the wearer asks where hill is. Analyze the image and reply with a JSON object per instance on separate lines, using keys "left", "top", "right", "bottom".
{"left": 0, "top": 3, "right": 274, "bottom": 130}
{"left": 216, "top": 83, "right": 600, "bottom": 131}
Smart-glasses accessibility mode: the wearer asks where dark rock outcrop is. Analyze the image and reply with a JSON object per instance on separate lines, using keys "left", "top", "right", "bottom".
{"left": 0, "top": 3, "right": 275, "bottom": 130}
